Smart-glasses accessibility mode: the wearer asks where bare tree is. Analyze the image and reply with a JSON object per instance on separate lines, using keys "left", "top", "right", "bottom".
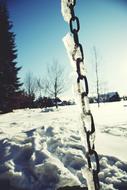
{"left": 24, "top": 72, "right": 37, "bottom": 107}
{"left": 45, "top": 60, "right": 65, "bottom": 108}
{"left": 36, "top": 77, "right": 48, "bottom": 97}
{"left": 93, "top": 46, "right": 100, "bottom": 107}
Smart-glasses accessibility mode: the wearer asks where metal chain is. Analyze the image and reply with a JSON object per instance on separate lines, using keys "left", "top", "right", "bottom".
{"left": 64, "top": 1, "right": 100, "bottom": 189}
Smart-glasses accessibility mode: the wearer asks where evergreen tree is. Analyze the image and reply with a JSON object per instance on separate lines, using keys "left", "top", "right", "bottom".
{"left": 0, "top": 2, "right": 22, "bottom": 113}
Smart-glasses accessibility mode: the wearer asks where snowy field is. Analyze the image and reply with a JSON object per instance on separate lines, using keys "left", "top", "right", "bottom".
{"left": 0, "top": 101, "right": 127, "bottom": 190}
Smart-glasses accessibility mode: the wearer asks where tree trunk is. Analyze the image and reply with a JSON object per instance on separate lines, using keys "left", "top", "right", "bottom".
{"left": 55, "top": 96, "right": 58, "bottom": 109}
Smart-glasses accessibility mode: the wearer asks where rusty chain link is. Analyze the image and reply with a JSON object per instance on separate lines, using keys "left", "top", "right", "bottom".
{"left": 64, "top": 1, "right": 100, "bottom": 189}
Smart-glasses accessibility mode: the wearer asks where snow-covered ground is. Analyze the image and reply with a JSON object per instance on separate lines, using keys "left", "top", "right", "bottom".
{"left": 0, "top": 101, "right": 127, "bottom": 190}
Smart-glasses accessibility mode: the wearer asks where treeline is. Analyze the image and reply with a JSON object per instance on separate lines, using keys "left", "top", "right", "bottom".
{"left": 12, "top": 94, "right": 75, "bottom": 109}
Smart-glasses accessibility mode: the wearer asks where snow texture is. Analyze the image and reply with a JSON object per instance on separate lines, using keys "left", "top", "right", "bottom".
{"left": 0, "top": 102, "right": 127, "bottom": 189}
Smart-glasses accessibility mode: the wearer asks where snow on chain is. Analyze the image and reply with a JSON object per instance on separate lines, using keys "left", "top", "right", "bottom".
{"left": 82, "top": 168, "right": 96, "bottom": 190}
{"left": 62, "top": 32, "right": 89, "bottom": 154}
{"left": 61, "top": 0, "right": 75, "bottom": 23}
{"left": 63, "top": 33, "right": 87, "bottom": 76}
{"left": 61, "top": 3, "right": 97, "bottom": 190}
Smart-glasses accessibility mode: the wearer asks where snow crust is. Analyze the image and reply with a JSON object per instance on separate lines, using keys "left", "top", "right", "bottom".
{"left": 0, "top": 102, "right": 127, "bottom": 189}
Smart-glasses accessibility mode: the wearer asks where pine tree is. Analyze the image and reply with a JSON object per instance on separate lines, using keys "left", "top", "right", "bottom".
{"left": 0, "top": 2, "right": 22, "bottom": 113}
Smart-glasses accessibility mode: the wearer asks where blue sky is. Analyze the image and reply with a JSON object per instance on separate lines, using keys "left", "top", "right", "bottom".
{"left": 7, "top": 0, "right": 127, "bottom": 97}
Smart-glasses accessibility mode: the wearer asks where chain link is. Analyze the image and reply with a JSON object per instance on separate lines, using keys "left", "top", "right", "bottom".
{"left": 65, "top": 1, "right": 100, "bottom": 189}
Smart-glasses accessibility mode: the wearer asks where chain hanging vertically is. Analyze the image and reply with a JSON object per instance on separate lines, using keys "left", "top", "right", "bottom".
{"left": 61, "top": 1, "right": 100, "bottom": 190}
